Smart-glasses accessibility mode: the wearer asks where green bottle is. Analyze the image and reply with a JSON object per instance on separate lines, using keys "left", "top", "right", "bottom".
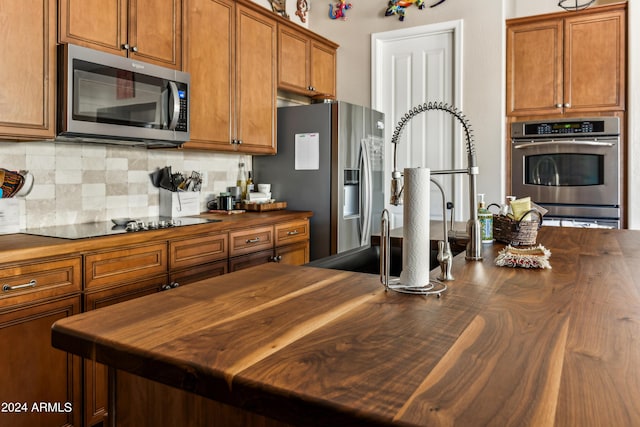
{"left": 478, "top": 193, "right": 493, "bottom": 243}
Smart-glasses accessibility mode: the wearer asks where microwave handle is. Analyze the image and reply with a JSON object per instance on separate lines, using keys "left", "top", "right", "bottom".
{"left": 168, "top": 81, "right": 180, "bottom": 131}
{"left": 513, "top": 140, "right": 615, "bottom": 149}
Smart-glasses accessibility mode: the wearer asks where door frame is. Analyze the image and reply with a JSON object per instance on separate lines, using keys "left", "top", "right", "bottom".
{"left": 371, "top": 20, "right": 464, "bottom": 226}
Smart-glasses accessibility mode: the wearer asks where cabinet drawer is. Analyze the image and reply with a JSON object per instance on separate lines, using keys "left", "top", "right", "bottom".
{"left": 170, "top": 233, "right": 228, "bottom": 270}
{"left": 85, "top": 243, "right": 167, "bottom": 290}
{"left": 275, "top": 220, "right": 309, "bottom": 246}
{"left": 229, "top": 226, "right": 273, "bottom": 257}
{"left": 0, "top": 257, "right": 82, "bottom": 307}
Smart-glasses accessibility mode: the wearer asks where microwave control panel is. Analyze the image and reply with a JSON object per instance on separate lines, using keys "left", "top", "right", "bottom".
{"left": 176, "top": 83, "right": 188, "bottom": 132}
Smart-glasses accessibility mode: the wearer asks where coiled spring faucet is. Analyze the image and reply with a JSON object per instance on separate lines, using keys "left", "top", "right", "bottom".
{"left": 389, "top": 102, "right": 482, "bottom": 261}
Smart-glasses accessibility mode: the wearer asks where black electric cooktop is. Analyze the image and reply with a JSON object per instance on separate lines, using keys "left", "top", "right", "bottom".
{"left": 22, "top": 217, "right": 220, "bottom": 240}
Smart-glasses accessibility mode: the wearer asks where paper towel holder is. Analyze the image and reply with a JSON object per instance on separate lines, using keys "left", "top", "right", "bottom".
{"left": 380, "top": 209, "right": 448, "bottom": 297}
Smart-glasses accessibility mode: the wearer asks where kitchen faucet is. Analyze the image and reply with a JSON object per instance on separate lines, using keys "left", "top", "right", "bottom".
{"left": 389, "top": 101, "right": 482, "bottom": 261}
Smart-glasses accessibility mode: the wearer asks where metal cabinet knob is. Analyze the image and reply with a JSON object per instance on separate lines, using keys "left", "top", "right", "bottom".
{"left": 564, "top": 103, "right": 571, "bottom": 108}
{"left": 556, "top": 103, "right": 563, "bottom": 108}
{"left": 122, "top": 43, "right": 130, "bottom": 51}
{"left": 131, "top": 46, "right": 138, "bottom": 53}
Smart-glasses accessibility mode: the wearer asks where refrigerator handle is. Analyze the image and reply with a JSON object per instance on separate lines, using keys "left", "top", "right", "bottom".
{"left": 360, "top": 138, "right": 373, "bottom": 246}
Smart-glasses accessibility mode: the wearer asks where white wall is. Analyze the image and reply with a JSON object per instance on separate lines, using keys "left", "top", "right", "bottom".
{"left": 309, "top": 0, "right": 639, "bottom": 228}
{"left": 310, "top": 0, "right": 506, "bottom": 208}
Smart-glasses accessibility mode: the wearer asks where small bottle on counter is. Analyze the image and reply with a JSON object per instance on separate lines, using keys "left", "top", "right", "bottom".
{"left": 477, "top": 193, "right": 493, "bottom": 244}
{"left": 499, "top": 195, "right": 516, "bottom": 217}
{"left": 246, "top": 171, "right": 254, "bottom": 194}
{"left": 237, "top": 162, "right": 247, "bottom": 199}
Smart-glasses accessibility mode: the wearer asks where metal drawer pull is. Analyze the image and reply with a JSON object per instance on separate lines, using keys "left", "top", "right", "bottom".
{"left": 3, "top": 279, "right": 37, "bottom": 292}
{"left": 246, "top": 237, "right": 261, "bottom": 243}
{"left": 286, "top": 230, "right": 299, "bottom": 236}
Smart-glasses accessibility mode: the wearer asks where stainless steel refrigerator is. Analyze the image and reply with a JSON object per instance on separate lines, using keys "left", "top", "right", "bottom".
{"left": 253, "top": 102, "right": 385, "bottom": 261}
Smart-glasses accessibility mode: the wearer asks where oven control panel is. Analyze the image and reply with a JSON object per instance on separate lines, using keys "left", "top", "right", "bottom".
{"left": 511, "top": 117, "right": 619, "bottom": 139}
{"left": 525, "top": 120, "right": 603, "bottom": 135}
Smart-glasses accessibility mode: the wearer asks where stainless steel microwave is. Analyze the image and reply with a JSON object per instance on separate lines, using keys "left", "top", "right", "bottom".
{"left": 57, "top": 44, "right": 190, "bottom": 148}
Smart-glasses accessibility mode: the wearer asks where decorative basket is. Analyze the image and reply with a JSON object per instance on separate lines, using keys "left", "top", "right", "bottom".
{"left": 493, "top": 209, "right": 543, "bottom": 247}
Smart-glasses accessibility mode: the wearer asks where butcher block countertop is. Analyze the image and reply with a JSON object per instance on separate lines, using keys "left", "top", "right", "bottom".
{"left": 0, "top": 210, "right": 311, "bottom": 264}
{"left": 51, "top": 227, "right": 640, "bottom": 426}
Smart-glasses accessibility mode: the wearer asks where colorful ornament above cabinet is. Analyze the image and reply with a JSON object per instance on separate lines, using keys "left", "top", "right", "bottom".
{"left": 329, "top": 0, "right": 352, "bottom": 20}
{"left": 384, "top": 0, "right": 446, "bottom": 21}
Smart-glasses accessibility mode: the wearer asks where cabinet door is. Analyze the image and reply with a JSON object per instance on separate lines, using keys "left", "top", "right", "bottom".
{"left": 171, "top": 260, "right": 228, "bottom": 285}
{"left": 83, "top": 276, "right": 165, "bottom": 427}
{"left": 0, "top": 295, "right": 82, "bottom": 427}
{"left": 129, "top": 0, "right": 182, "bottom": 68}
{"left": 0, "top": 0, "right": 56, "bottom": 140}
{"left": 235, "top": 4, "right": 277, "bottom": 154}
{"left": 228, "top": 249, "right": 274, "bottom": 272}
{"left": 278, "top": 25, "right": 310, "bottom": 94}
{"left": 563, "top": 8, "right": 625, "bottom": 113}
{"left": 506, "top": 19, "right": 563, "bottom": 116}
{"left": 276, "top": 241, "right": 309, "bottom": 266}
{"left": 182, "top": 0, "right": 235, "bottom": 150}
{"left": 58, "top": 0, "right": 128, "bottom": 57}
{"left": 310, "top": 40, "right": 337, "bottom": 98}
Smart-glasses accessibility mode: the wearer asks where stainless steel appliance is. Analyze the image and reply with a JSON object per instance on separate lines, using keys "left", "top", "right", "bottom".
{"left": 511, "top": 117, "right": 620, "bottom": 228}
{"left": 253, "top": 102, "right": 385, "bottom": 261}
{"left": 57, "top": 44, "right": 190, "bottom": 147}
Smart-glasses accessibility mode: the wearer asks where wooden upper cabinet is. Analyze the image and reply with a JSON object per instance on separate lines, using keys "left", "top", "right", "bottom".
{"left": 506, "top": 3, "right": 626, "bottom": 117}
{"left": 235, "top": 4, "right": 277, "bottom": 153}
{"left": 0, "top": 0, "right": 56, "bottom": 140}
{"left": 59, "top": 0, "right": 182, "bottom": 69}
{"left": 182, "top": 0, "right": 234, "bottom": 150}
{"left": 183, "top": 0, "right": 276, "bottom": 154}
{"left": 278, "top": 23, "right": 337, "bottom": 98}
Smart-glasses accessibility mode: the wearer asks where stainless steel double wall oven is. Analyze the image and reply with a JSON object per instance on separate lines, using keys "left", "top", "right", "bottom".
{"left": 511, "top": 117, "right": 621, "bottom": 228}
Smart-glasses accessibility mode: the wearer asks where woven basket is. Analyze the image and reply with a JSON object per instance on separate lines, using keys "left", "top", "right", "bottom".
{"left": 493, "top": 209, "right": 542, "bottom": 247}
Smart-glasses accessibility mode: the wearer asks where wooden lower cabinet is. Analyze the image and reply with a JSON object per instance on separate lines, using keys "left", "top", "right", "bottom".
{"left": 82, "top": 276, "right": 166, "bottom": 427}
{"left": 112, "top": 370, "right": 290, "bottom": 427}
{"left": 276, "top": 241, "right": 309, "bottom": 266}
{"left": 229, "top": 219, "right": 310, "bottom": 272}
{"left": 229, "top": 248, "right": 275, "bottom": 272}
{"left": 169, "top": 232, "right": 229, "bottom": 285}
{"left": 0, "top": 295, "right": 82, "bottom": 427}
{"left": 170, "top": 260, "right": 228, "bottom": 285}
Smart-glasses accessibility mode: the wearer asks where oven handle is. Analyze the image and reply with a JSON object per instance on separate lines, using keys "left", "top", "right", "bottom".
{"left": 513, "top": 140, "right": 616, "bottom": 149}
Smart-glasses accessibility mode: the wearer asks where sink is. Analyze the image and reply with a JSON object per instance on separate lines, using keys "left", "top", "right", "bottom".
{"left": 305, "top": 245, "right": 438, "bottom": 276}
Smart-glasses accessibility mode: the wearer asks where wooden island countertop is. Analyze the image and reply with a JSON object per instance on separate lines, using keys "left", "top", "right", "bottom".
{"left": 51, "top": 227, "right": 640, "bottom": 426}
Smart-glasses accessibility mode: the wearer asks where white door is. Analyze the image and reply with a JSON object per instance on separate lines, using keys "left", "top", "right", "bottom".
{"left": 372, "top": 21, "right": 463, "bottom": 228}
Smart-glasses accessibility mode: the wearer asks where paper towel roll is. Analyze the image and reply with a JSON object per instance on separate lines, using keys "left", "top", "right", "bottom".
{"left": 399, "top": 167, "right": 431, "bottom": 287}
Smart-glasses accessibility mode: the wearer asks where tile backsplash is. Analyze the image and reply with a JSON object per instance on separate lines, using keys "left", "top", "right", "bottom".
{"left": 0, "top": 141, "right": 247, "bottom": 229}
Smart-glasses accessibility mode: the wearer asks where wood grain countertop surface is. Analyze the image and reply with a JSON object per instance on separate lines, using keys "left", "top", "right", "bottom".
{"left": 51, "top": 226, "right": 640, "bottom": 426}
{"left": 0, "top": 210, "right": 312, "bottom": 264}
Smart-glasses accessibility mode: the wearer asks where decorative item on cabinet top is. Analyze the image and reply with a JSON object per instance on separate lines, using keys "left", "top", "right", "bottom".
{"left": 558, "top": 0, "right": 595, "bottom": 11}
{"left": 270, "top": 0, "right": 289, "bottom": 18}
{"left": 384, "top": 0, "right": 446, "bottom": 21}
{"left": 296, "top": 0, "right": 310, "bottom": 22}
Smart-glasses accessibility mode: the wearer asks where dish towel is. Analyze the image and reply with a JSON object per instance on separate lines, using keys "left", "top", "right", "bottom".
{"left": 494, "top": 244, "right": 552, "bottom": 269}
